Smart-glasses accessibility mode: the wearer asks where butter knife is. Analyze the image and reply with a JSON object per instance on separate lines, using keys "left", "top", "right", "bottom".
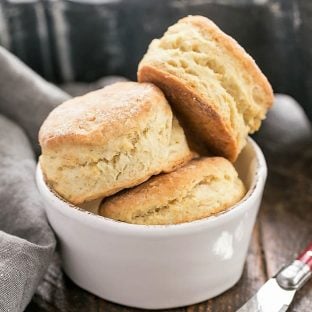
{"left": 237, "top": 242, "right": 312, "bottom": 312}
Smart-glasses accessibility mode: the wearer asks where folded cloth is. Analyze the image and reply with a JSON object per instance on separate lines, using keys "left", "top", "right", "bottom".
{"left": 0, "top": 115, "right": 56, "bottom": 312}
{"left": 0, "top": 47, "right": 70, "bottom": 155}
{"left": 0, "top": 47, "right": 69, "bottom": 312}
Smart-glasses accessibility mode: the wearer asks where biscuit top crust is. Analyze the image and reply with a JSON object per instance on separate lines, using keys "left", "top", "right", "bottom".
{"left": 39, "top": 82, "right": 171, "bottom": 149}
{"left": 178, "top": 15, "right": 273, "bottom": 108}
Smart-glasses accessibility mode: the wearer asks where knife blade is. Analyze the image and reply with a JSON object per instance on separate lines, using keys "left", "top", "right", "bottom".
{"left": 237, "top": 242, "right": 312, "bottom": 312}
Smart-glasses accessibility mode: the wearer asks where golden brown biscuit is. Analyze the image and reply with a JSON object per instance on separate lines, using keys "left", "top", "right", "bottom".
{"left": 138, "top": 15, "right": 273, "bottom": 161}
{"left": 100, "top": 157, "right": 245, "bottom": 225}
{"left": 39, "top": 82, "right": 193, "bottom": 204}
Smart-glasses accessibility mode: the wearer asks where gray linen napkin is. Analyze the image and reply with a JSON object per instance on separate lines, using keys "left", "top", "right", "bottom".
{"left": 0, "top": 46, "right": 128, "bottom": 311}
{"left": 0, "top": 115, "right": 56, "bottom": 312}
{"left": 0, "top": 47, "right": 70, "bottom": 155}
{"left": 0, "top": 47, "right": 69, "bottom": 312}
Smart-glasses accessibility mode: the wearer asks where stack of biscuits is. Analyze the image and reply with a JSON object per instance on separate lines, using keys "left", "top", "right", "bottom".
{"left": 39, "top": 16, "right": 273, "bottom": 225}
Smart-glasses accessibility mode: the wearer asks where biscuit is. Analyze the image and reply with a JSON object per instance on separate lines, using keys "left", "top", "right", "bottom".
{"left": 39, "top": 82, "right": 193, "bottom": 204}
{"left": 100, "top": 157, "right": 245, "bottom": 225}
{"left": 138, "top": 15, "right": 273, "bottom": 161}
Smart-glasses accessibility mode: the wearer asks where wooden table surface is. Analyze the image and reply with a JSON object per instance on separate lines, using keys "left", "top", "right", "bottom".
{"left": 26, "top": 95, "right": 312, "bottom": 312}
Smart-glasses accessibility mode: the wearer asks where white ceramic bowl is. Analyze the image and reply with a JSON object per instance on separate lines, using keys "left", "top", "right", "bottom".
{"left": 36, "top": 137, "right": 267, "bottom": 309}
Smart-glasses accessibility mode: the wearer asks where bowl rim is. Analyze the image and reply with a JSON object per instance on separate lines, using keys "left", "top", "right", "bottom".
{"left": 36, "top": 137, "right": 267, "bottom": 234}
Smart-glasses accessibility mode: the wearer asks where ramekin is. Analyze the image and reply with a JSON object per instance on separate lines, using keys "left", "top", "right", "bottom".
{"left": 36, "top": 137, "right": 267, "bottom": 309}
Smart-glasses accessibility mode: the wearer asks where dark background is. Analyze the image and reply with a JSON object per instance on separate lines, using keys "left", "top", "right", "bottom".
{"left": 0, "top": 0, "right": 311, "bottom": 121}
{"left": 0, "top": 1, "right": 311, "bottom": 311}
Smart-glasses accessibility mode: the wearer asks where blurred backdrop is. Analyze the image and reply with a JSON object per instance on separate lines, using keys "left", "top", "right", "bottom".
{"left": 0, "top": 0, "right": 311, "bottom": 120}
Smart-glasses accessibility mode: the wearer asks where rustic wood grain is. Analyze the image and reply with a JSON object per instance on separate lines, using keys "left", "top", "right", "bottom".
{"left": 256, "top": 95, "right": 312, "bottom": 312}
{"left": 259, "top": 141, "right": 312, "bottom": 312}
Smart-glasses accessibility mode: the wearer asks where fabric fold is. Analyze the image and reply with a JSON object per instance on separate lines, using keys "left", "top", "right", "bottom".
{"left": 0, "top": 113, "right": 56, "bottom": 312}
{"left": 0, "top": 46, "right": 69, "bottom": 154}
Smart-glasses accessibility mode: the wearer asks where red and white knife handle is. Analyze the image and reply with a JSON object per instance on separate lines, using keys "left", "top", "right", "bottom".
{"left": 276, "top": 242, "right": 312, "bottom": 290}
{"left": 296, "top": 242, "right": 312, "bottom": 269}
